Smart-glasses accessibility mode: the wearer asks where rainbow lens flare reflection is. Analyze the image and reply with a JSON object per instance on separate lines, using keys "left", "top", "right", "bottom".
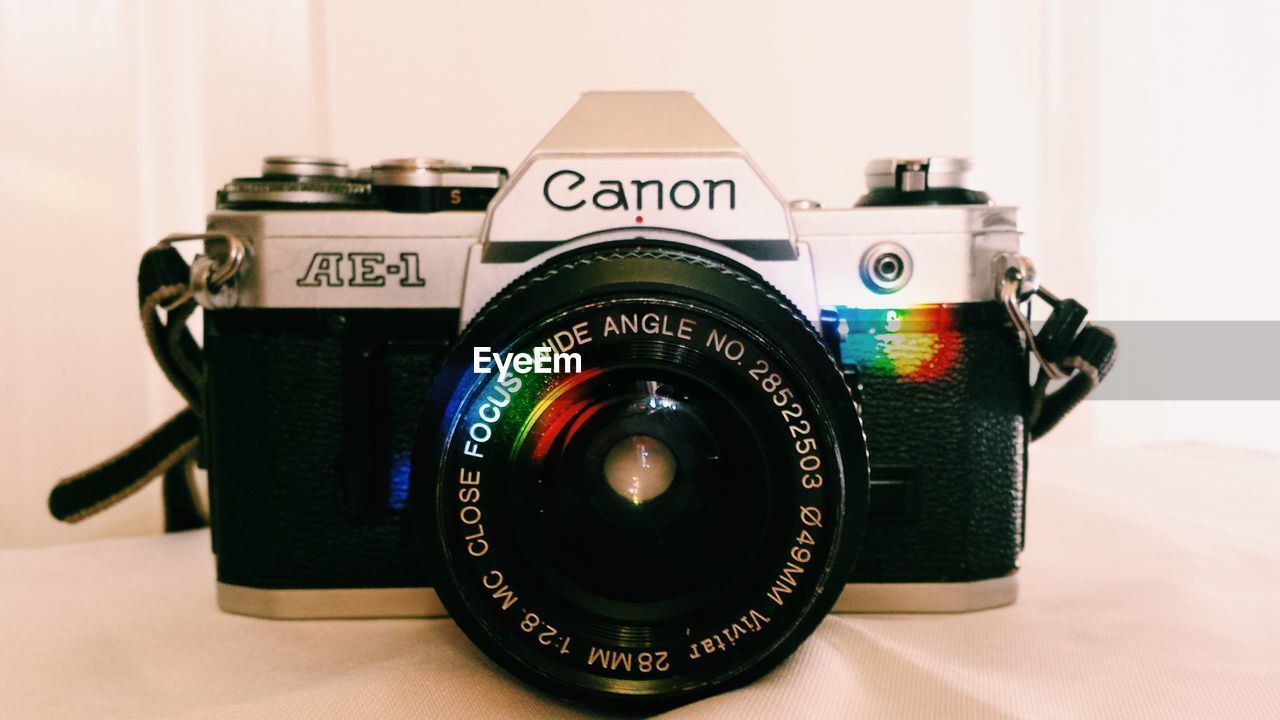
{"left": 513, "top": 368, "right": 607, "bottom": 466}
{"left": 821, "top": 306, "right": 962, "bottom": 382}
{"left": 443, "top": 344, "right": 605, "bottom": 467}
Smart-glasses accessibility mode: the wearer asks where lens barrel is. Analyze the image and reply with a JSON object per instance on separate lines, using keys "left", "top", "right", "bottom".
{"left": 413, "top": 244, "right": 868, "bottom": 711}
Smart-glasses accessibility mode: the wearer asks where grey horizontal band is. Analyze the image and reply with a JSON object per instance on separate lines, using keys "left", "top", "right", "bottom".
{"left": 1064, "top": 321, "right": 1280, "bottom": 400}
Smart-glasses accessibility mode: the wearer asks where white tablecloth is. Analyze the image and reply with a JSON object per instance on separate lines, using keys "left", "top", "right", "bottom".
{"left": 4, "top": 442, "right": 1279, "bottom": 719}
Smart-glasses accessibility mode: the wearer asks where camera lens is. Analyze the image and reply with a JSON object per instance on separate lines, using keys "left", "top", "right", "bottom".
{"left": 861, "top": 242, "right": 913, "bottom": 294}
{"left": 414, "top": 244, "right": 868, "bottom": 711}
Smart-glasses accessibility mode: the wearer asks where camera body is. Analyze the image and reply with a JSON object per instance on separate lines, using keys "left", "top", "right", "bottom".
{"left": 202, "top": 92, "right": 1026, "bottom": 620}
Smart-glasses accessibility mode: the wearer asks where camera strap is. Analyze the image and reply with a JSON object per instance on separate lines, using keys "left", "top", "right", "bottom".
{"left": 995, "top": 255, "right": 1118, "bottom": 439}
{"left": 48, "top": 241, "right": 215, "bottom": 528}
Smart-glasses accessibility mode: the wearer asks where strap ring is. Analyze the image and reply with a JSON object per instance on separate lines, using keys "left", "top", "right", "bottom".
{"left": 995, "top": 253, "right": 1066, "bottom": 380}
{"left": 159, "top": 232, "right": 248, "bottom": 309}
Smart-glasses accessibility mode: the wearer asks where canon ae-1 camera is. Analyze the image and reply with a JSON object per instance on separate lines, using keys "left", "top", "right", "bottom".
{"left": 53, "top": 92, "right": 1115, "bottom": 710}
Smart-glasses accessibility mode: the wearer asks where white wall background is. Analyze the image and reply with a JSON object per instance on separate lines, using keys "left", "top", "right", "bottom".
{"left": 1, "top": 0, "right": 1276, "bottom": 548}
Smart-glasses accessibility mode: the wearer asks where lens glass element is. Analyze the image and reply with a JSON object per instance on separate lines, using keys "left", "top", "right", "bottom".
{"left": 603, "top": 434, "right": 676, "bottom": 504}
{"left": 510, "top": 367, "right": 774, "bottom": 614}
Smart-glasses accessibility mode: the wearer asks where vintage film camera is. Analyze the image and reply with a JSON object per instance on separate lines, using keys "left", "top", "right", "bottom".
{"left": 53, "top": 92, "right": 1114, "bottom": 710}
